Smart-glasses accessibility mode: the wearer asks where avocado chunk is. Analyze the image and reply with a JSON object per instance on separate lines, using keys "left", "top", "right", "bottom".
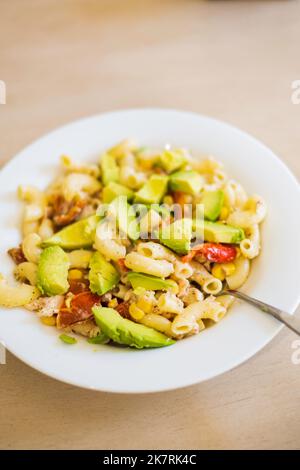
{"left": 127, "top": 272, "right": 177, "bottom": 291}
{"left": 100, "top": 153, "right": 119, "bottom": 186}
{"left": 102, "top": 182, "right": 134, "bottom": 203}
{"left": 37, "top": 246, "right": 70, "bottom": 296}
{"left": 89, "top": 252, "right": 120, "bottom": 296}
{"left": 109, "top": 196, "right": 140, "bottom": 240}
{"left": 160, "top": 218, "right": 193, "bottom": 255}
{"left": 159, "top": 149, "right": 187, "bottom": 173}
{"left": 201, "top": 190, "right": 224, "bottom": 221}
{"left": 93, "top": 306, "right": 175, "bottom": 349}
{"left": 43, "top": 215, "right": 100, "bottom": 250}
{"left": 135, "top": 175, "right": 168, "bottom": 204}
{"left": 169, "top": 170, "right": 203, "bottom": 196}
{"left": 193, "top": 220, "right": 245, "bottom": 244}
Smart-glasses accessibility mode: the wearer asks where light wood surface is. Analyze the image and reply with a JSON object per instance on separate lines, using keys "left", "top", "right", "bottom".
{"left": 0, "top": 0, "right": 299, "bottom": 450}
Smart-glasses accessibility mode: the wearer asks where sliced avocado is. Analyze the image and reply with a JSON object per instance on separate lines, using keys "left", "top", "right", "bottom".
{"left": 127, "top": 272, "right": 177, "bottom": 291}
{"left": 134, "top": 175, "right": 168, "bottom": 204}
{"left": 100, "top": 153, "right": 119, "bottom": 186}
{"left": 193, "top": 220, "right": 245, "bottom": 244}
{"left": 201, "top": 190, "right": 224, "bottom": 221}
{"left": 159, "top": 149, "right": 187, "bottom": 173}
{"left": 37, "top": 246, "right": 69, "bottom": 296}
{"left": 169, "top": 170, "right": 203, "bottom": 196}
{"left": 93, "top": 306, "right": 175, "bottom": 349}
{"left": 102, "top": 182, "right": 134, "bottom": 203}
{"left": 43, "top": 215, "right": 100, "bottom": 250}
{"left": 89, "top": 252, "right": 120, "bottom": 295}
{"left": 109, "top": 196, "right": 140, "bottom": 240}
{"left": 160, "top": 218, "right": 193, "bottom": 255}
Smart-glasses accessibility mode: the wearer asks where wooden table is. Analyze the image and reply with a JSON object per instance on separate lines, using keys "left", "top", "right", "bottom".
{"left": 0, "top": 0, "right": 299, "bottom": 450}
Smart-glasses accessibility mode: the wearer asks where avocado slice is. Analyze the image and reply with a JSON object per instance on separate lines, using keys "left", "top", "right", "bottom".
{"left": 127, "top": 272, "right": 177, "bottom": 291}
{"left": 43, "top": 215, "right": 100, "bottom": 250}
{"left": 201, "top": 190, "right": 224, "bottom": 221}
{"left": 193, "top": 220, "right": 245, "bottom": 244}
{"left": 159, "top": 149, "right": 187, "bottom": 173}
{"left": 89, "top": 252, "right": 120, "bottom": 295}
{"left": 100, "top": 153, "right": 119, "bottom": 186}
{"left": 93, "top": 306, "right": 175, "bottom": 349}
{"left": 169, "top": 170, "right": 203, "bottom": 196}
{"left": 37, "top": 246, "right": 69, "bottom": 296}
{"left": 160, "top": 218, "right": 193, "bottom": 255}
{"left": 134, "top": 175, "right": 169, "bottom": 204}
{"left": 102, "top": 182, "right": 134, "bottom": 203}
{"left": 109, "top": 196, "right": 140, "bottom": 240}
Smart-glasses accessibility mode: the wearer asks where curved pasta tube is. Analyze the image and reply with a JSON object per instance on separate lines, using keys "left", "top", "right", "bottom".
{"left": 22, "top": 220, "right": 40, "bottom": 237}
{"left": 244, "top": 195, "right": 267, "bottom": 224}
{"left": 22, "top": 233, "right": 42, "bottom": 264}
{"left": 173, "top": 260, "right": 193, "bottom": 279}
{"left": 216, "top": 294, "right": 235, "bottom": 310}
{"left": 137, "top": 242, "right": 176, "bottom": 262}
{"left": 191, "top": 261, "right": 223, "bottom": 295}
{"left": 94, "top": 222, "right": 126, "bottom": 261}
{"left": 38, "top": 218, "right": 54, "bottom": 241}
{"left": 226, "top": 256, "right": 250, "bottom": 290}
{"left": 124, "top": 252, "right": 174, "bottom": 278}
{"left": 14, "top": 262, "right": 38, "bottom": 286}
{"left": 141, "top": 313, "right": 172, "bottom": 336}
{"left": 157, "top": 292, "right": 184, "bottom": 314}
{"left": 171, "top": 301, "right": 204, "bottom": 336}
{"left": 240, "top": 224, "right": 260, "bottom": 259}
{"left": 18, "top": 185, "right": 46, "bottom": 222}
{"left": 227, "top": 195, "right": 267, "bottom": 229}
{"left": 62, "top": 173, "right": 101, "bottom": 202}
{"left": 223, "top": 180, "right": 248, "bottom": 209}
{"left": 198, "top": 296, "right": 226, "bottom": 322}
{"left": 68, "top": 250, "right": 92, "bottom": 269}
{"left": 0, "top": 275, "right": 40, "bottom": 307}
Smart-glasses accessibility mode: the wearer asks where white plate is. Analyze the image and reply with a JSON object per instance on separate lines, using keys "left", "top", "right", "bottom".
{"left": 0, "top": 109, "right": 299, "bottom": 393}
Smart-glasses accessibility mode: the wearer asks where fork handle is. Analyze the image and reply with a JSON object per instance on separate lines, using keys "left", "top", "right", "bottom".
{"left": 227, "top": 290, "right": 300, "bottom": 336}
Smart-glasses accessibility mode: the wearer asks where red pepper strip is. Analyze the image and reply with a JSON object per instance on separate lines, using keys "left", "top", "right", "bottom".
{"left": 117, "top": 258, "right": 128, "bottom": 272}
{"left": 57, "top": 291, "right": 101, "bottom": 328}
{"left": 182, "top": 243, "right": 237, "bottom": 264}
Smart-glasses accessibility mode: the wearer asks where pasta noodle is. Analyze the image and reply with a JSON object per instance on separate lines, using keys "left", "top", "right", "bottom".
{"left": 125, "top": 252, "right": 174, "bottom": 278}
{"left": 191, "top": 261, "right": 223, "bottom": 295}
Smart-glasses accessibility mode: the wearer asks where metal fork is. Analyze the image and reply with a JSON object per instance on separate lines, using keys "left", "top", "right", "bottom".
{"left": 218, "top": 290, "right": 300, "bottom": 336}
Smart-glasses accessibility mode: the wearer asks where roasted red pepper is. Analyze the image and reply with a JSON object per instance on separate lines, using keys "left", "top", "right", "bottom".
{"left": 182, "top": 243, "right": 237, "bottom": 264}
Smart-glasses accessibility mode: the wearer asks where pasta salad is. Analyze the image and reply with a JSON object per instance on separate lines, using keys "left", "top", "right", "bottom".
{"left": 2, "top": 140, "right": 267, "bottom": 348}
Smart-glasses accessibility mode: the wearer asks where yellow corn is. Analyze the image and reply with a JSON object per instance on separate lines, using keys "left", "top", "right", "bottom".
{"left": 137, "top": 297, "right": 153, "bottom": 314}
{"left": 222, "top": 262, "right": 236, "bottom": 276}
{"left": 68, "top": 269, "right": 83, "bottom": 280}
{"left": 108, "top": 298, "right": 118, "bottom": 309}
{"left": 212, "top": 264, "right": 226, "bottom": 281}
{"left": 40, "top": 316, "right": 57, "bottom": 327}
{"left": 219, "top": 206, "right": 229, "bottom": 220}
{"left": 129, "top": 303, "right": 145, "bottom": 321}
{"left": 163, "top": 195, "right": 174, "bottom": 206}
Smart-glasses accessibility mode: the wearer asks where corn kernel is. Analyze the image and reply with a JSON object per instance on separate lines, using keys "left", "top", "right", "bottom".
{"left": 68, "top": 269, "right": 83, "bottom": 280}
{"left": 163, "top": 195, "right": 174, "bottom": 206}
{"left": 219, "top": 206, "right": 229, "bottom": 220}
{"left": 222, "top": 262, "right": 236, "bottom": 276}
{"left": 129, "top": 303, "right": 145, "bottom": 321}
{"left": 137, "top": 297, "right": 153, "bottom": 314}
{"left": 108, "top": 298, "right": 118, "bottom": 309}
{"left": 40, "top": 316, "right": 57, "bottom": 326}
{"left": 212, "top": 264, "right": 226, "bottom": 281}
